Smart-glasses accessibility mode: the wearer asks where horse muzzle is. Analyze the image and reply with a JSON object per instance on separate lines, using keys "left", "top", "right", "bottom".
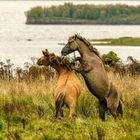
{"left": 61, "top": 51, "right": 67, "bottom": 56}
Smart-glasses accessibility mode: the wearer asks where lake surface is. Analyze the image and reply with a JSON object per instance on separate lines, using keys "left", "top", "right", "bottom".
{"left": 0, "top": 1, "right": 140, "bottom": 67}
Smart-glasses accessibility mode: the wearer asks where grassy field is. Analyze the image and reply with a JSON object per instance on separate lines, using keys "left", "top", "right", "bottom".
{"left": 91, "top": 37, "right": 140, "bottom": 46}
{"left": 0, "top": 72, "right": 140, "bottom": 140}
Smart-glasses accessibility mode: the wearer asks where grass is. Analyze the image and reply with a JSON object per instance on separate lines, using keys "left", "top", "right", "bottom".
{"left": 91, "top": 37, "right": 140, "bottom": 46}
{"left": 0, "top": 72, "right": 140, "bottom": 140}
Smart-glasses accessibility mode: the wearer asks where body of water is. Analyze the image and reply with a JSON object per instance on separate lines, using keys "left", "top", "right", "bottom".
{"left": 0, "top": 1, "right": 140, "bottom": 67}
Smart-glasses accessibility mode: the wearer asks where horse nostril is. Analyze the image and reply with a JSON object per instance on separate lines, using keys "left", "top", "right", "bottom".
{"left": 63, "top": 52, "right": 67, "bottom": 56}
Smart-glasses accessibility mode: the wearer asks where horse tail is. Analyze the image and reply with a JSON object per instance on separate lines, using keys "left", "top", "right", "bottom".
{"left": 55, "top": 92, "right": 65, "bottom": 117}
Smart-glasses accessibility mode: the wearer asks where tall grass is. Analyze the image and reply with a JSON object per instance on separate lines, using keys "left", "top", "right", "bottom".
{"left": 0, "top": 72, "right": 140, "bottom": 139}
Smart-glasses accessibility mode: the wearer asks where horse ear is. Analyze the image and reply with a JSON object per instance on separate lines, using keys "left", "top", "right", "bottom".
{"left": 42, "top": 50, "right": 46, "bottom": 56}
{"left": 42, "top": 49, "right": 49, "bottom": 56}
{"left": 75, "top": 34, "right": 77, "bottom": 39}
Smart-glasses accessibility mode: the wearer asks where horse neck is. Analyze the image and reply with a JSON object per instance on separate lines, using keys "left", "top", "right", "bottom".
{"left": 76, "top": 39, "right": 102, "bottom": 61}
{"left": 76, "top": 39, "right": 92, "bottom": 57}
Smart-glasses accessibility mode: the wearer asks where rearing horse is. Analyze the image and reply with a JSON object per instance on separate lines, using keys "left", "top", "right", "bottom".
{"left": 61, "top": 34, "right": 123, "bottom": 121}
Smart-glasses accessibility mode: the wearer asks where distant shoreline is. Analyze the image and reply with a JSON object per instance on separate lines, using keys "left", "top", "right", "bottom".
{"left": 26, "top": 19, "right": 140, "bottom": 25}
{"left": 26, "top": 19, "right": 101, "bottom": 25}
{"left": 25, "top": 4, "right": 140, "bottom": 25}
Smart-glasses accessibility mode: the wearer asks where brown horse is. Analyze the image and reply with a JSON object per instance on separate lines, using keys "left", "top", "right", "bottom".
{"left": 61, "top": 34, "right": 123, "bottom": 121}
{"left": 37, "top": 49, "right": 82, "bottom": 120}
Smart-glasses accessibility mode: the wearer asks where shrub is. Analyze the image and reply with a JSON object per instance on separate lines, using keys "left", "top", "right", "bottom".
{"left": 102, "top": 51, "right": 120, "bottom": 65}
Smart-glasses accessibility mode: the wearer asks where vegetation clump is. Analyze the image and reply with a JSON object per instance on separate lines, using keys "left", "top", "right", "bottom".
{"left": 102, "top": 51, "right": 120, "bottom": 65}
{"left": 25, "top": 3, "right": 140, "bottom": 24}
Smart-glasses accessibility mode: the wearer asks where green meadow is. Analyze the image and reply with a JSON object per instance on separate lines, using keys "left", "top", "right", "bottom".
{"left": 91, "top": 37, "right": 140, "bottom": 46}
{"left": 0, "top": 72, "right": 140, "bottom": 140}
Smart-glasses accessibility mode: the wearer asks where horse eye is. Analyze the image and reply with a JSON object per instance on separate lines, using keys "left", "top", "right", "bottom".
{"left": 69, "top": 40, "right": 73, "bottom": 44}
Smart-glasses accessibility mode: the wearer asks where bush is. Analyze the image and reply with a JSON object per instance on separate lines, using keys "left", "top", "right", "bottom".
{"left": 102, "top": 51, "right": 120, "bottom": 65}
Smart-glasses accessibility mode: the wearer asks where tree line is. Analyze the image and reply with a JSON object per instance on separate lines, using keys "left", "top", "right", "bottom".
{"left": 26, "top": 3, "right": 140, "bottom": 24}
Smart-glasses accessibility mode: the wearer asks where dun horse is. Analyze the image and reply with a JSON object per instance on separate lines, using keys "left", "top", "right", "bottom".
{"left": 61, "top": 34, "right": 123, "bottom": 121}
{"left": 37, "top": 49, "right": 82, "bottom": 120}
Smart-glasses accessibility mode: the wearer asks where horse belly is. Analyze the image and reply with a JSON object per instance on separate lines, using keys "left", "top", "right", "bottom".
{"left": 83, "top": 73, "right": 109, "bottom": 98}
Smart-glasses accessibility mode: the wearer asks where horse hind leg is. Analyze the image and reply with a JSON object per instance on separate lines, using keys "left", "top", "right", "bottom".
{"left": 117, "top": 101, "right": 123, "bottom": 117}
{"left": 107, "top": 100, "right": 118, "bottom": 119}
{"left": 99, "top": 99, "right": 108, "bottom": 121}
{"left": 107, "top": 99, "right": 118, "bottom": 119}
{"left": 109, "top": 107, "right": 117, "bottom": 119}
{"left": 68, "top": 105, "right": 76, "bottom": 120}
{"left": 107, "top": 83, "right": 121, "bottom": 119}
{"left": 108, "top": 101, "right": 123, "bottom": 119}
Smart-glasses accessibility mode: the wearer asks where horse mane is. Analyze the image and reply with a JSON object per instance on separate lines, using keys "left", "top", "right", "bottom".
{"left": 70, "top": 34, "right": 101, "bottom": 59}
{"left": 55, "top": 56, "right": 72, "bottom": 70}
{"left": 43, "top": 49, "right": 72, "bottom": 70}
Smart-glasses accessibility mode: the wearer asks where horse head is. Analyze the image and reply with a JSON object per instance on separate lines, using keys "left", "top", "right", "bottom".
{"left": 37, "top": 49, "right": 71, "bottom": 70}
{"left": 62, "top": 34, "right": 101, "bottom": 59}
{"left": 37, "top": 49, "right": 55, "bottom": 66}
{"left": 61, "top": 34, "right": 79, "bottom": 56}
